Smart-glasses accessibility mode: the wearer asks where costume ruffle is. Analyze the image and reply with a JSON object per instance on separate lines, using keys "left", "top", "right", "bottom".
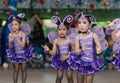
{"left": 7, "top": 47, "right": 34, "bottom": 63}
{"left": 51, "top": 54, "right": 71, "bottom": 71}
{"left": 112, "top": 54, "right": 120, "bottom": 71}
{"left": 68, "top": 52, "right": 104, "bottom": 75}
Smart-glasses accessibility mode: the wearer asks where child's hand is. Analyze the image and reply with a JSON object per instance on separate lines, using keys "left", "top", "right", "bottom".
{"left": 96, "top": 47, "right": 102, "bottom": 54}
{"left": 13, "top": 34, "right": 18, "bottom": 38}
{"left": 81, "top": 43, "right": 86, "bottom": 51}
{"left": 108, "top": 21, "right": 114, "bottom": 31}
{"left": 61, "top": 55, "right": 69, "bottom": 61}
{"left": 42, "top": 45, "right": 50, "bottom": 52}
{"left": 9, "top": 35, "right": 14, "bottom": 43}
{"left": 33, "top": 14, "right": 39, "bottom": 20}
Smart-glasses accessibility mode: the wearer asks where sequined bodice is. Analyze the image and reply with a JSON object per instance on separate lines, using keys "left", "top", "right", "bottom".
{"left": 13, "top": 36, "right": 24, "bottom": 54}
{"left": 79, "top": 37, "right": 94, "bottom": 62}
{"left": 57, "top": 43, "right": 70, "bottom": 56}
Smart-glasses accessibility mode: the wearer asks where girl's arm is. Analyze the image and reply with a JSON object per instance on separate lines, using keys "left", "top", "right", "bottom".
{"left": 8, "top": 33, "right": 13, "bottom": 48}
{"left": 48, "top": 39, "right": 57, "bottom": 55}
{"left": 15, "top": 32, "right": 26, "bottom": 48}
{"left": 93, "top": 33, "right": 102, "bottom": 54}
{"left": 108, "top": 21, "right": 120, "bottom": 42}
{"left": 75, "top": 35, "right": 81, "bottom": 55}
{"left": 70, "top": 42, "right": 75, "bottom": 51}
{"left": 34, "top": 14, "right": 43, "bottom": 25}
{"left": 111, "top": 30, "right": 120, "bottom": 42}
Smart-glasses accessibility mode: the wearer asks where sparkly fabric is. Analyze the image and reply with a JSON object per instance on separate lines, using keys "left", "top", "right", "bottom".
{"left": 68, "top": 36, "right": 104, "bottom": 75}
{"left": 51, "top": 43, "right": 71, "bottom": 71}
{"left": 6, "top": 36, "right": 34, "bottom": 63}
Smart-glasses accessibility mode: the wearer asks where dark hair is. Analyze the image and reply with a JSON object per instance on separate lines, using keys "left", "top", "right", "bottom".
{"left": 75, "top": 12, "right": 96, "bottom": 24}
{"left": 13, "top": 16, "right": 22, "bottom": 24}
{"left": 57, "top": 22, "right": 69, "bottom": 30}
{"left": 91, "top": 24, "right": 97, "bottom": 27}
{"left": 10, "top": 13, "right": 25, "bottom": 24}
{"left": 31, "top": 13, "right": 38, "bottom": 17}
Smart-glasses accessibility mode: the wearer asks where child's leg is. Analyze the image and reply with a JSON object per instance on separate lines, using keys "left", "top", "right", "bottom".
{"left": 27, "top": 60, "right": 35, "bottom": 68}
{"left": 21, "top": 63, "right": 27, "bottom": 83}
{"left": 9, "top": 62, "right": 14, "bottom": 70}
{"left": 85, "top": 74, "right": 94, "bottom": 83}
{"left": 77, "top": 73, "right": 84, "bottom": 83}
{"left": 56, "top": 69, "right": 64, "bottom": 83}
{"left": 66, "top": 69, "right": 73, "bottom": 83}
{"left": 13, "top": 63, "right": 20, "bottom": 83}
{"left": 108, "top": 63, "right": 113, "bottom": 70}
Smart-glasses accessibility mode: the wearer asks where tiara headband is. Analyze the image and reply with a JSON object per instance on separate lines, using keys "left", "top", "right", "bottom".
{"left": 75, "top": 12, "right": 96, "bottom": 22}
{"left": 51, "top": 15, "right": 73, "bottom": 27}
{"left": 8, "top": 13, "right": 25, "bottom": 22}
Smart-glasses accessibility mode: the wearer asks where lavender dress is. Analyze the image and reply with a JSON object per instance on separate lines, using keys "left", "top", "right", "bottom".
{"left": 7, "top": 36, "right": 34, "bottom": 63}
{"left": 51, "top": 43, "right": 71, "bottom": 71}
{"left": 112, "top": 53, "right": 120, "bottom": 71}
{"left": 68, "top": 35, "right": 104, "bottom": 75}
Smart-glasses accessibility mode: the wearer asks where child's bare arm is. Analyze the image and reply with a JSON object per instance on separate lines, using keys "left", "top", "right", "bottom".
{"left": 93, "top": 33, "right": 102, "bottom": 54}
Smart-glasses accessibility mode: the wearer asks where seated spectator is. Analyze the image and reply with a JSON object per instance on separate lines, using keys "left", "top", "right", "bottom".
{"left": 28, "top": 51, "right": 43, "bottom": 68}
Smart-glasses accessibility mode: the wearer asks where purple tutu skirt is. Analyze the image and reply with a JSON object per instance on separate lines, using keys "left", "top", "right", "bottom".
{"left": 68, "top": 52, "right": 104, "bottom": 75}
{"left": 51, "top": 54, "right": 71, "bottom": 71}
{"left": 112, "top": 53, "right": 120, "bottom": 71}
{"left": 7, "top": 47, "right": 34, "bottom": 63}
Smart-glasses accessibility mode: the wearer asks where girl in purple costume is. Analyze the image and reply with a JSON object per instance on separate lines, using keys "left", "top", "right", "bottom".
{"left": 107, "top": 19, "right": 120, "bottom": 71}
{"left": 68, "top": 12, "right": 104, "bottom": 83}
{"left": 42, "top": 15, "right": 74, "bottom": 83}
{"left": 6, "top": 13, "right": 34, "bottom": 83}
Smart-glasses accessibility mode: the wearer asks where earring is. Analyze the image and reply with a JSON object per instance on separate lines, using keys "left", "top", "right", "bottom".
{"left": 87, "top": 28, "right": 91, "bottom": 33}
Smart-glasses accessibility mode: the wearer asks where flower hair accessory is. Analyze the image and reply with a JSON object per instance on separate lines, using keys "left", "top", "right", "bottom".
{"left": 51, "top": 15, "right": 73, "bottom": 27}
{"left": 75, "top": 12, "right": 96, "bottom": 22}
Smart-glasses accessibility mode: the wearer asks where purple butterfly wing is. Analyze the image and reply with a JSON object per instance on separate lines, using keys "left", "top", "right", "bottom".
{"left": 68, "top": 33, "right": 79, "bottom": 44}
{"left": 21, "top": 24, "right": 31, "bottom": 44}
{"left": 100, "top": 39, "right": 108, "bottom": 50}
{"left": 48, "top": 31, "right": 59, "bottom": 44}
{"left": 91, "top": 25, "right": 105, "bottom": 40}
{"left": 113, "top": 39, "right": 120, "bottom": 54}
{"left": 67, "top": 28, "right": 76, "bottom": 35}
{"left": 69, "top": 28, "right": 76, "bottom": 33}
{"left": 112, "top": 18, "right": 120, "bottom": 33}
{"left": 92, "top": 25, "right": 108, "bottom": 50}
{"left": 21, "top": 24, "right": 31, "bottom": 36}
{"left": 111, "top": 18, "right": 120, "bottom": 53}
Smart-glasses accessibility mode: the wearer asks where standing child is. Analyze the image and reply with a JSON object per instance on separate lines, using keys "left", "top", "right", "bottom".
{"left": 42, "top": 15, "right": 75, "bottom": 83}
{"left": 104, "top": 36, "right": 114, "bottom": 70}
{"left": 6, "top": 13, "right": 34, "bottom": 83}
{"left": 68, "top": 12, "right": 107, "bottom": 83}
{"left": 106, "top": 18, "right": 120, "bottom": 71}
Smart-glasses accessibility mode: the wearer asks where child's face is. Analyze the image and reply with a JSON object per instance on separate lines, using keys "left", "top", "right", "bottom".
{"left": 57, "top": 26, "right": 68, "bottom": 38}
{"left": 11, "top": 20, "right": 20, "bottom": 32}
{"left": 78, "top": 18, "right": 90, "bottom": 32}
